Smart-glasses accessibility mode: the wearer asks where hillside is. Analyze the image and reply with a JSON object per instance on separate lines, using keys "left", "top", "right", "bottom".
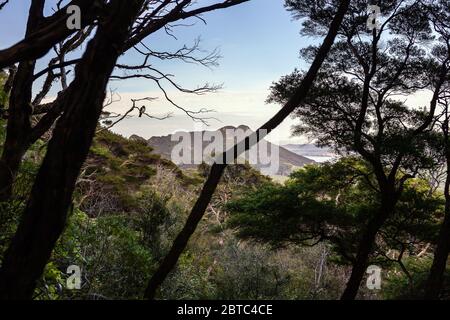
{"left": 78, "top": 129, "right": 272, "bottom": 216}
{"left": 78, "top": 130, "right": 202, "bottom": 216}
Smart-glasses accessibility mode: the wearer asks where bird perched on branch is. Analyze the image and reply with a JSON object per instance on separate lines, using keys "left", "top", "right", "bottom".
{"left": 138, "top": 106, "right": 146, "bottom": 117}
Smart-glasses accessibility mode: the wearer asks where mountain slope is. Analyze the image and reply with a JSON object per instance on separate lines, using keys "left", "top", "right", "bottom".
{"left": 147, "top": 126, "right": 314, "bottom": 176}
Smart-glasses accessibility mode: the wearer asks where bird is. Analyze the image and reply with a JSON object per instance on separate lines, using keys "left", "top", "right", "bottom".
{"left": 139, "top": 106, "right": 146, "bottom": 117}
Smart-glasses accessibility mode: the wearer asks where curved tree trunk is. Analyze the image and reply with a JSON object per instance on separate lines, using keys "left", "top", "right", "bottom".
{"left": 144, "top": 0, "right": 351, "bottom": 299}
{"left": 0, "top": 0, "right": 144, "bottom": 299}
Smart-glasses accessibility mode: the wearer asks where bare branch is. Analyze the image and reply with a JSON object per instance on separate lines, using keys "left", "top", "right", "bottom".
{"left": 0, "top": 0, "right": 10, "bottom": 11}
{"left": 97, "top": 97, "right": 171, "bottom": 133}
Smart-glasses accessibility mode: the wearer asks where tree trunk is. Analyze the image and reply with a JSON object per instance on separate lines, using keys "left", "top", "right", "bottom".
{"left": 144, "top": 0, "right": 351, "bottom": 299}
{"left": 0, "top": 145, "right": 28, "bottom": 200}
{"left": 424, "top": 201, "right": 450, "bottom": 299}
{"left": 0, "top": 0, "right": 143, "bottom": 299}
{"left": 424, "top": 126, "right": 450, "bottom": 299}
{"left": 0, "top": 61, "right": 34, "bottom": 200}
{"left": 0, "top": 0, "right": 44, "bottom": 201}
{"left": 340, "top": 219, "right": 382, "bottom": 300}
{"left": 340, "top": 197, "right": 395, "bottom": 300}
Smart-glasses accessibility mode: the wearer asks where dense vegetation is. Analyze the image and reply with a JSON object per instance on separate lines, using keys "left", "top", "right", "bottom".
{"left": 1, "top": 103, "right": 448, "bottom": 299}
{"left": 0, "top": 115, "right": 348, "bottom": 299}
{"left": 0, "top": 0, "right": 449, "bottom": 300}
{"left": 227, "top": 159, "right": 449, "bottom": 299}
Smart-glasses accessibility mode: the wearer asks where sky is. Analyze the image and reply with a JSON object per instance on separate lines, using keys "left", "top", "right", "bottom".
{"left": 0, "top": 0, "right": 320, "bottom": 145}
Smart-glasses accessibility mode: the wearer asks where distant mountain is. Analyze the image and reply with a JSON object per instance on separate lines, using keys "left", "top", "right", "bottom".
{"left": 147, "top": 126, "right": 314, "bottom": 176}
{"left": 282, "top": 144, "right": 337, "bottom": 163}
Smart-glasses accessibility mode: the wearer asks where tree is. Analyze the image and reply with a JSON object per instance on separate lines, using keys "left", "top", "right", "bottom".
{"left": 0, "top": 0, "right": 247, "bottom": 201}
{"left": 226, "top": 158, "right": 442, "bottom": 293}
{"left": 267, "top": 0, "right": 450, "bottom": 299}
{"left": 144, "top": 0, "right": 351, "bottom": 299}
{"left": 0, "top": 0, "right": 250, "bottom": 299}
{"left": 0, "top": 0, "right": 146, "bottom": 299}
{"left": 424, "top": 96, "right": 450, "bottom": 298}
{"left": 424, "top": 0, "right": 450, "bottom": 296}
{"left": 0, "top": 0, "right": 48, "bottom": 200}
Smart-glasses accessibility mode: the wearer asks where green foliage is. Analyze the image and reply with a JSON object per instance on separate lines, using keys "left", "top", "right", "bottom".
{"left": 2, "top": 98, "right": 445, "bottom": 300}
{"left": 160, "top": 252, "right": 217, "bottom": 299}
{"left": 79, "top": 129, "right": 203, "bottom": 214}
{"left": 79, "top": 131, "right": 161, "bottom": 214}
{"left": 45, "top": 209, "right": 154, "bottom": 299}
{"left": 0, "top": 71, "right": 8, "bottom": 152}
{"left": 96, "top": 129, "right": 155, "bottom": 156}
{"left": 211, "top": 240, "right": 290, "bottom": 300}
{"left": 0, "top": 136, "right": 46, "bottom": 260}
{"left": 134, "top": 187, "right": 184, "bottom": 261}
{"left": 0, "top": 70, "right": 7, "bottom": 108}
{"left": 227, "top": 159, "right": 370, "bottom": 251}
{"left": 226, "top": 158, "right": 443, "bottom": 267}
{"left": 383, "top": 257, "right": 450, "bottom": 299}
{"left": 0, "top": 200, "right": 23, "bottom": 259}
